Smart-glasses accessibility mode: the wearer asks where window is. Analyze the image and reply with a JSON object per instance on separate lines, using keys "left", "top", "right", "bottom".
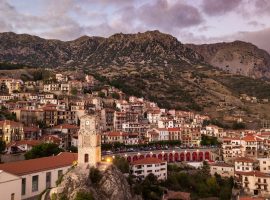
{"left": 22, "top": 178, "right": 26, "bottom": 195}
{"left": 32, "top": 175, "right": 39, "bottom": 192}
{"left": 147, "top": 164, "right": 152, "bottom": 167}
{"left": 46, "top": 172, "right": 51, "bottom": 188}
{"left": 11, "top": 193, "right": 15, "bottom": 200}
{"left": 58, "top": 170, "right": 63, "bottom": 179}
{"left": 84, "top": 154, "right": 89, "bottom": 163}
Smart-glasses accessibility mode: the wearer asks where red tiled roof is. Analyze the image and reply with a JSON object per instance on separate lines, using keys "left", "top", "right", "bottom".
{"left": 0, "top": 120, "right": 23, "bottom": 127}
{"left": 106, "top": 132, "right": 128, "bottom": 137}
{"left": 243, "top": 135, "right": 263, "bottom": 142}
{"left": 234, "top": 157, "right": 256, "bottom": 163}
{"left": 0, "top": 152, "right": 77, "bottom": 176}
{"left": 210, "top": 162, "right": 234, "bottom": 168}
{"left": 168, "top": 128, "right": 180, "bottom": 132}
{"left": 41, "top": 135, "right": 61, "bottom": 144}
{"left": 239, "top": 197, "right": 265, "bottom": 200}
{"left": 237, "top": 170, "right": 270, "bottom": 178}
{"left": 132, "top": 157, "right": 165, "bottom": 165}
{"left": 24, "top": 126, "right": 40, "bottom": 132}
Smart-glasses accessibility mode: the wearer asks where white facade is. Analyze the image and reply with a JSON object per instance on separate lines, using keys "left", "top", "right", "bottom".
{"left": 131, "top": 158, "right": 167, "bottom": 180}
{"left": 241, "top": 171, "right": 270, "bottom": 197}
{"left": 235, "top": 158, "right": 256, "bottom": 172}
{"left": 258, "top": 158, "right": 270, "bottom": 173}
{"left": 0, "top": 171, "right": 21, "bottom": 200}
{"left": 21, "top": 166, "right": 70, "bottom": 199}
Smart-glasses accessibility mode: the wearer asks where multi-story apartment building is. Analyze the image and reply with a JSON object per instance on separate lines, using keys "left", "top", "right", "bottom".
{"left": 43, "top": 105, "right": 58, "bottom": 127}
{"left": 258, "top": 158, "right": 270, "bottom": 173}
{"left": 241, "top": 171, "right": 270, "bottom": 197}
{"left": 210, "top": 162, "right": 234, "bottom": 177}
{"left": 0, "top": 120, "right": 24, "bottom": 143}
{"left": 114, "top": 111, "right": 126, "bottom": 131}
{"left": 130, "top": 157, "right": 167, "bottom": 180}
{"left": 234, "top": 157, "right": 257, "bottom": 172}
{"left": 222, "top": 137, "right": 243, "bottom": 161}
{"left": 101, "top": 108, "right": 114, "bottom": 131}
{"left": 242, "top": 135, "right": 265, "bottom": 158}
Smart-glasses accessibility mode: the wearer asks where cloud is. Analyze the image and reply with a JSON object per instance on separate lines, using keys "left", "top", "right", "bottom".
{"left": 138, "top": 0, "right": 203, "bottom": 31}
{"left": 235, "top": 27, "right": 270, "bottom": 53}
{"left": 254, "top": 0, "right": 270, "bottom": 15}
{"left": 247, "top": 21, "right": 265, "bottom": 28}
{"left": 201, "top": 0, "right": 243, "bottom": 16}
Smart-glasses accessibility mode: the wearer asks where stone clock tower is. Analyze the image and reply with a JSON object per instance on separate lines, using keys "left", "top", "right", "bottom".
{"left": 78, "top": 114, "right": 101, "bottom": 167}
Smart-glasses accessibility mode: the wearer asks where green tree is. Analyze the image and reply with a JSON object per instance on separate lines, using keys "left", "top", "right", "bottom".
{"left": 113, "top": 156, "right": 129, "bottom": 173}
{"left": 232, "top": 122, "right": 245, "bottom": 130}
{"left": 71, "top": 87, "right": 78, "bottom": 96}
{"left": 24, "top": 143, "right": 63, "bottom": 160}
{"left": 89, "top": 167, "right": 102, "bottom": 185}
{"left": 98, "top": 91, "right": 105, "bottom": 98}
{"left": 75, "top": 191, "right": 94, "bottom": 200}
{"left": 0, "top": 141, "right": 6, "bottom": 153}
{"left": 67, "top": 146, "right": 78, "bottom": 153}
{"left": 111, "top": 92, "right": 120, "bottom": 99}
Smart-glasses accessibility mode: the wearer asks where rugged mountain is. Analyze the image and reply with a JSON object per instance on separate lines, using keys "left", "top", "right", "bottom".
{"left": 2, "top": 31, "right": 270, "bottom": 127}
{"left": 187, "top": 41, "right": 270, "bottom": 79}
{"left": 0, "top": 31, "right": 202, "bottom": 68}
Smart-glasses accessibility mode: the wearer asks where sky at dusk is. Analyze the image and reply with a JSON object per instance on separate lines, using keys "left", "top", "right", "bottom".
{"left": 1, "top": 0, "right": 270, "bottom": 52}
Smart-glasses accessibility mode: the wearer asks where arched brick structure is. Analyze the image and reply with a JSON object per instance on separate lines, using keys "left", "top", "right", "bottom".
{"left": 127, "top": 156, "right": 131, "bottom": 162}
{"left": 174, "top": 153, "right": 179, "bottom": 162}
{"left": 146, "top": 154, "right": 150, "bottom": 158}
{"left": 192, "top": 152, "right": 198, "bottom": 161}
{"left": 158, "top": 154, "right": 162, "bottom": 160}
{"left": 199, "top": 152, "right": 203, "bottom": 161}
{"left": 139, "top": 155, "right": 144, "bottom": 159}
{"left": 186, "top": 152, "right": 190, "bottom": 161}
{"left": 180, "top": 153, "right": 185, "bottom": 161}
{"left": 152, "top": 154, "right": 157, "bottom": 158}
{"left": 164, "top": 153, "right": 168, "bottom": 161}
{"left": 133, "top": 155, "right": 138, "bottom": 161}
{"left": 205, "top": 152, "right": 210, "bottom": 160}
{"left": 169, "top": 153, "right": 173, "bottom": 162}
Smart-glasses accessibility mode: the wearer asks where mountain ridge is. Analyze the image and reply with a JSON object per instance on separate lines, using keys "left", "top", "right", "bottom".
{"left": 2, "top": 31, "right": 270, "bottom": 127}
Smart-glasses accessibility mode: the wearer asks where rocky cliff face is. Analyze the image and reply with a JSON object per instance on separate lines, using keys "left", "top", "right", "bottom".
{"left": 187, "top": 41, "right": 270, "bottom": 79}
{"left": 52, "top": 165, "right": 141, "bottom": 200}
{"left": 0, "top": 30, "right": 202, "bottom": 68}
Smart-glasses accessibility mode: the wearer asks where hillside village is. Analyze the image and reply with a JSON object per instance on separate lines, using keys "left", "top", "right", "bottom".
{"left": 1, "top": 69, "right": 270, "bottom": 200}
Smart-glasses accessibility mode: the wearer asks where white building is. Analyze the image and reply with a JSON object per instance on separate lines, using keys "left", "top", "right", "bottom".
{"left": 0, "top": 170, "right": 21, "bottom": 200}
{"left": 258, "top": 158, "right": 270, "bottom": 173}
{"left": 210, "top": 162, "right": 234, "bottom": 177}
{"left": 130, "top": 157, "right": 167, "bottom": 180}
{"left": 240, "top": 171, "right": 270, "bottom": 197}
{"left": 0, "top": 152, "right": 77, "bottom": 200}
{"left": 234, "top": 157, "right": 257, "bottom": 172}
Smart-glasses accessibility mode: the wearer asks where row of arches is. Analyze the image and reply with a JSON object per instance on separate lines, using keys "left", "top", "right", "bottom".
{"left": 126, "top": 151, "right": 210, "bottom": 163}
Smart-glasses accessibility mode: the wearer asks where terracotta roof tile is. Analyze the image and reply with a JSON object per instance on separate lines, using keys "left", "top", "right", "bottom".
{"left": 132, "top": 157, "right": 165, "bottom": 165}
{"left": 234, "top": 157, "right": 257, "bottom": 163}
{"left": 0, "top": 152, "right": 77, "bottom": 176}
